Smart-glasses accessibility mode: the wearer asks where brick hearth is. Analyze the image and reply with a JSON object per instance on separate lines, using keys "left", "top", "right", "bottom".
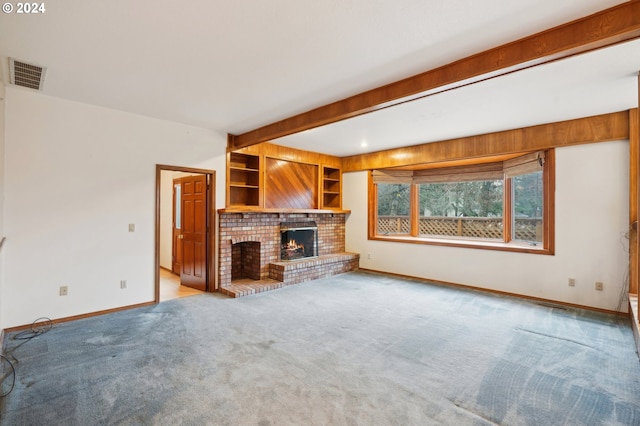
{"left": 218, "top": 211, "right": 359, "bottom": 297}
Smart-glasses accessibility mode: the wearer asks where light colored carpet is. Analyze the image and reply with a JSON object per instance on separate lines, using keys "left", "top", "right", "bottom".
{"left": 1, "top": 271, "right": 639, "bottom": 425}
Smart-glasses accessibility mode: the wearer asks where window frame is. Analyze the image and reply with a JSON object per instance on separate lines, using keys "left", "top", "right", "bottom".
{"left": 368, "top": 150, "right": 555, "bottom": 255}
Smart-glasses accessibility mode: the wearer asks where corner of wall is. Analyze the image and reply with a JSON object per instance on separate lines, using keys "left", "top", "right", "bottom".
{"left": 0, "top": 84, "right": 6, "bottom": 333}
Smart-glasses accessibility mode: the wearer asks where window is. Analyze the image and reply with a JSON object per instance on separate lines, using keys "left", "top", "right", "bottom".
{"left": 419, "top": 180, "right": 504, "bottom": 239}
{"left": 512, "top": 171, "right": 543, "bottom": 244}
{"left": 369, "top": 150, "right": 554, "bottom": 254}
{"left": 377, "top": 183, "right": 411, "bottom": 235}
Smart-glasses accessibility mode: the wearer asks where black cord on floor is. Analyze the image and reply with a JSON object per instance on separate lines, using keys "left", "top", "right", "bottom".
{"left": 0, "top": 354, "right": 16, "bottom": 398}
{"left": 1, "top": 317, "right": 53, "bottom": 398}
{"left": 13, "top": 317, "right": 53, "bottom": 340}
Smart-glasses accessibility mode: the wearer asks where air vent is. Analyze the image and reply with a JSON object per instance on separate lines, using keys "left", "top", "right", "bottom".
{"left": 9, "top": 58, "right": 46, "bottom": 91}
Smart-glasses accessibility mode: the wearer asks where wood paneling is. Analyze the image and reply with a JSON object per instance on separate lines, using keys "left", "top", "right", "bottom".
{"left": 230, "top": 142, "right": 342, "bottom": 168}
{"left": 390, "top": 153, "right": 523, "bottom": 171}
{"left": 228, "top": 2, "right": 640, "bottom": 150}
{"left": 265, "top": 158, "right": 318, "bottom": 209}
{"left": 342, "top": 111, "right": 629, "bottom": 172}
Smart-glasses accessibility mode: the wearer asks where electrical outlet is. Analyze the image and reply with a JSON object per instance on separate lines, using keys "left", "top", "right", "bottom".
{"left": 367, "top": 253, "right": 372, "bottom": 260}
{"left": 120, "top": 280, "right": 127, "bottom": 289}
{"left": 595, "top": 281, "right": 603, "bottom": 291}
{"left": 59, "top": 286, "right": 68, "bottom": 296}
{"left": 568, "top": 278, "right": 575, "bottom": 287}
{"left": 128, "top": 224, "right": 135, "bottom": 232}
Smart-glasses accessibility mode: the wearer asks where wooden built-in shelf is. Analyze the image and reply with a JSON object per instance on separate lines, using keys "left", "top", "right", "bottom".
{"left": 322, "top": 166, "right": 342, "bottom": 209}
{"left": 227, "top": 152, "right": 262, "bottom": 207}
{"left": 226, "top": 143, "right": 343, "bottom": 211}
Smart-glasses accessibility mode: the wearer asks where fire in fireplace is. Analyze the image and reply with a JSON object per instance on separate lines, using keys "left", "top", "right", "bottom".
{"left": 280, "top": 222, "right": 318, "bottom": 261}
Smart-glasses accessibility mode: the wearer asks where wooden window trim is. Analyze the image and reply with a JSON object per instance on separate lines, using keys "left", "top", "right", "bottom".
{"left": 410, "top": 184, "right": 419, "bottom": 236}
{"left": 368, "top": 150, "right": 555, "bottom": 255}
{"left": 503, "top": 177, "right": 513, "bottom": 243}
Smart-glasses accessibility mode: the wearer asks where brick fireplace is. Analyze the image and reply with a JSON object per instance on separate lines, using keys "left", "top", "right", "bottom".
{"left": 218, "top": 211, "right": 359, "bottom": 297}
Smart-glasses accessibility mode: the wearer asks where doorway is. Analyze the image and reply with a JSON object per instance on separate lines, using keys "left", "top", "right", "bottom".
{"left": 155, "top": 165, "right": 216, "bottom": 303}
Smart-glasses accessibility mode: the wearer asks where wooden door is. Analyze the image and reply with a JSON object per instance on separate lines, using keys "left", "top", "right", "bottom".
{"left": 180, "top": 174, "right": 207, "bottom": 291}
{"left": 172, "top": 179, "right": 183, "bottom": 274}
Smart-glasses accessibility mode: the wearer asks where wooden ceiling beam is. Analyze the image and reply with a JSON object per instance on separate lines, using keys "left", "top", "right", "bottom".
{"left": 228, "top": 2, "right": 640, "bottom": 151}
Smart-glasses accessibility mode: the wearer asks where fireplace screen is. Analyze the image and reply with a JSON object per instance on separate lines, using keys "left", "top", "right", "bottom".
{"left": 280, "top": 222, "right": 318, "bottom": 261}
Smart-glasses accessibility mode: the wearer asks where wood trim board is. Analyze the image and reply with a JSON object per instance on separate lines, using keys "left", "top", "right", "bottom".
{"left": 359, "top": 268, "right": 629, "bottom": 317}
{"left": 2, "top": 302, "right": 156, "bottom": 333}
{"left": 342, "top": 111, "right": 629, "bottom": 172}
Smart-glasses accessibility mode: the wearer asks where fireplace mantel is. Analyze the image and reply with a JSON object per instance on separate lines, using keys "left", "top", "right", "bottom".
{"left": 218, "top": 208, "right": 351, "bottom": 215}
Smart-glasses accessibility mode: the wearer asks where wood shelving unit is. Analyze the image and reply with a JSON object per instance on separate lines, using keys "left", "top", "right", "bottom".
{"left": 226, "top": 144, "right": 343, "bottom": 210}
{"left": 227, "top": 152, "right": 261, "bottom": 207}
{"left": 322, "top": 166, "right": 341, "bottom": 209}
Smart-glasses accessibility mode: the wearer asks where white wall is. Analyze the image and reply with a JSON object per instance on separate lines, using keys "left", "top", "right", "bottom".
{"left": 2, "top": 85, "right": 630, "bottom": 327}
{"left": 344, "top": 140, "right": 630, "bottom": 312}
{"left": 0, "top": 85, "right": 6, "bottom": 333}
{"left": 1, "top": 86, "right": 226, "bottom": 328}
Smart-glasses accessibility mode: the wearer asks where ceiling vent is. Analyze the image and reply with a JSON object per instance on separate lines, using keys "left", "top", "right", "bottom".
{"left": 9, "top": 58, "right": 46, "bottom": 91}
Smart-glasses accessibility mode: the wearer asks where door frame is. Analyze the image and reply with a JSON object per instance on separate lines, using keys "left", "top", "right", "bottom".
{"left": 155, "top": 164, "right": 216, "bottom": 303}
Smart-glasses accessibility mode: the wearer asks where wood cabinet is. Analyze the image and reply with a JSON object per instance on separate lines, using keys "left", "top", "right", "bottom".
{"left": 321, "top": 166, "right": 341, "bottom": 209}
{"left": 226, "top": 143, "right": 343, "bottom": 211}
{"left": 227, "top": 152, "right": 261, "bottom": 207}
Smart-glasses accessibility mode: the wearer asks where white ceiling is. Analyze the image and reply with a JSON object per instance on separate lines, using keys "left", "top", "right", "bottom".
{"left": 0, "top": 0, "right": 636, "bottom": 157}
{"left": 275, "top": 39, "right": 640, "bottom": 156}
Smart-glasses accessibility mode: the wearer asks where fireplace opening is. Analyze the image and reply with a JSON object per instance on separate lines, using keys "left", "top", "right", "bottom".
{"left": 280, "top": 222, "right": 318, "bottom": 261}
{"left": 232, "top": 241, "right": 261, "bottom": 280}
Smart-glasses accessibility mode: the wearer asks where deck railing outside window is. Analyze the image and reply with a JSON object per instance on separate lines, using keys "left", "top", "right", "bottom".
{"left": 377, "top": 216, "right": 541, "bottom": 242}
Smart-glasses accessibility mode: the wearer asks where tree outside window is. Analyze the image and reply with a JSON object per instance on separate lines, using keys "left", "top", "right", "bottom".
{"left": 513, "top": 171, "right": 543, "bottom": 243}
{"left": 377, "top": 183, "right": 411, "bottom": 235}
